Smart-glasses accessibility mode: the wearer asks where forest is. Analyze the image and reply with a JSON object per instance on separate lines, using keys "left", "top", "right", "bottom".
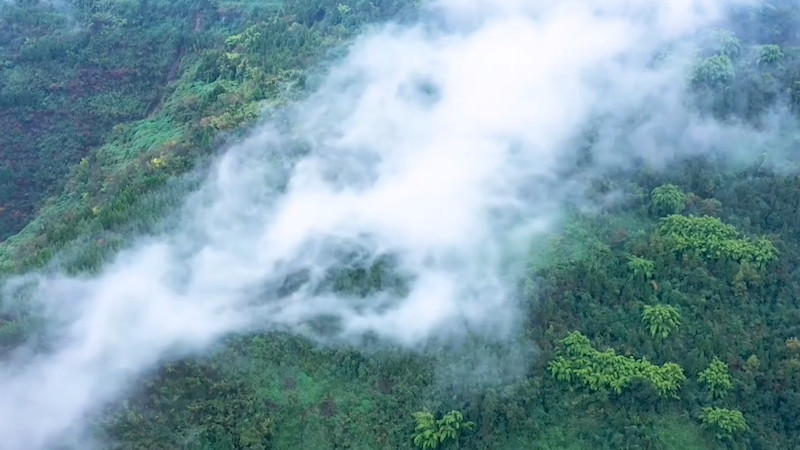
{"left": 1, "top": 0, "right": 800, "bottom": 449}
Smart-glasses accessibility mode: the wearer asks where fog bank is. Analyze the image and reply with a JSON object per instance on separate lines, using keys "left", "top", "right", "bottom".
{"left": 0, "top": 0, "right": 789, "bottom": 448}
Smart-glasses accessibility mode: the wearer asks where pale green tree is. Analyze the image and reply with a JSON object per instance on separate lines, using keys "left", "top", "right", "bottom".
{"left": 707, "top": 29, "right": 741, "bottom": 59}
{"left": 650, "top": 184, "right": 687, "bottom": 216}
{"left": 412, "top": 410, "right": 474, "bottom": 449}
{"left": 642, "top": 304, "right": 681, "bottom": 339}
{"left": 699, "top": 358, "right": 734, "bottom": 399}
{"left": 699, "top": 407, "right": 748, "bottom": 441}
{"left": 549, "top": 331, "right": 686, "bottom": 398}
{"left": 757, "top": 44, "right": 783, "bottom": 66}
{"left": 412, "top": 412, "right": 439, "bottom": 450}
{"left": 627, "top": 255, "right": 655, "bottom": 281}
{"left": 691, "top": 55, "right": 735, "bottom": 89}
{"left": 438, "top": 411, "right": 474, "bottom": 446}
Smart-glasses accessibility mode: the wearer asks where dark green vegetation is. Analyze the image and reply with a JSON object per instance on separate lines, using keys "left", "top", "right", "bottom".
{"left": 0, "top": 0, "right": 415, "bottom": 270}
{"left": 2, "top": 0, "right": 800, "bottom": 449}
{"left": 0, "top": 0, "right": 190, "bottom": 238}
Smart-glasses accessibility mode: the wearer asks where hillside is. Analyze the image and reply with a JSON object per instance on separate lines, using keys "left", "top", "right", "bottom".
{"left": 1, "top": 1, "right": 800, "bottom": 449}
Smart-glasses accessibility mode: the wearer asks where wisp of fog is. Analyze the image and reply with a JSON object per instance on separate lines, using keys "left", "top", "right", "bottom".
{"left": 0, "top": 0, "right": 783, "bottom": 448}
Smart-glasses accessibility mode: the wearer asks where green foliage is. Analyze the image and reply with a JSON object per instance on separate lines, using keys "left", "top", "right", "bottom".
{"left": 650, "top": 184, "right": 687, "bottom": 216}
{"left": 549, "top": 332, "right": 686, "bottom": 398}
{"left": 0, "top": 0, "right": 415, "bottom": 272}
{"left": 756, "top": 44, "right": 784, "bottom": 66}
{"left": 627, "top": 255, "right": 655, "bottom": 281}
{"left": 99, "top": 360, "right": 276, "bottom": 450}
{"left": 705, "top": 29, "right": 742, "bottom": 59}
{"left": 412, "top": 410, "right": 475, "bottom": 450}
{"left": 87, "top": 159, "right": 800, "bottom": 449}
{"left": 698, "top": 358, "right": 733, "bottom": 399}
{"left": 0, "top": 0, "right": 194, "bottom": 239}
{"left": 438, "top": 410, "right": 474, "bottom": 444}
{"left": 642, "top": 304, "right": 681, "bottom": 339}
{"left": 412, "top": 412, "right": 440, "bottom": 450}
{"left": 657, "top": 215, "right": 777, "bottom": 267}
{"left": 699, "top": 407, "right": 748, "bottom": 441}
{"left": 691, "top": 55, "right": 735, "bottom": 89}
{"left": 2, "top": 1, "right": 800, "bottom": 450}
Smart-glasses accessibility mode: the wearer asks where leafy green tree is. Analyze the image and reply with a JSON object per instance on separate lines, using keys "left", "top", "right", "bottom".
{"left": 412, "top": 410, "right": 474, "bottom": 449}
{"left": 646, "top": 362, "right": 686, "bottom": 399}
{"left": 549, "top": 331, "right": 685, "bottom": 398}
{"left": 706, "top": 29, "right": 741, "bottom": 59}
{"left": 757, "top": 44, "right": 784, "bottom": 66}
{"left": 548, "top": 357, "right": 574, "bottom": 383}
{"left": 691, "top": 55, "right": 735, "bottom": 89}
{"left": 699, "top": 407, "right": 749, "bottom": 441}
{"left": 642, "top": 304, "right": 681, "bottom": 339}
{"left": 627, "top": 255, "right": 655, "bottom": 281}
{"left": 438, "top": 411, "right": 474, "bottom": 445}
{"left": 650, "top": 184, "right": 687, "bottom": 216}
{"left": 657, "top": 215, "right": 777, "bottom": 267}
{"left": 412, "top": 412, "right": 440, "bottom": 450}
{"left": 698, "top": 358, "right": 734, "bottom": 399}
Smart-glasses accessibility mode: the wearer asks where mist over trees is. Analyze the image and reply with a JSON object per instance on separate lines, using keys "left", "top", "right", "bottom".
{"left": 1, "top": 0, "right": 800, "bottom": 449}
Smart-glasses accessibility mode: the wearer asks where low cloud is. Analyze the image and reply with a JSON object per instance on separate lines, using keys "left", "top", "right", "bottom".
{"left": 0, "top": 0, "right": 791, "bottom": 448}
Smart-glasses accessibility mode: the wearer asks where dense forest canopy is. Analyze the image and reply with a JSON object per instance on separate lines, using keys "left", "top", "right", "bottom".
{"left": 0, "top": 0, "right": 800, "bottom": 449}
